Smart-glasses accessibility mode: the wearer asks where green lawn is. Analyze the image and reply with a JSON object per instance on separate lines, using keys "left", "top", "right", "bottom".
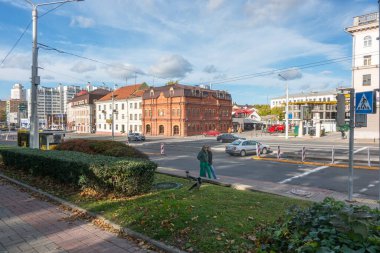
{"left": 1, "top": 164, "right": 310, "bottom": 252}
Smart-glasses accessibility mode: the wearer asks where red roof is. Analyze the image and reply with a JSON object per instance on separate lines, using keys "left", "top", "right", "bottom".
{"left": 99, "top": 84, "right": 146, "bottom": 101}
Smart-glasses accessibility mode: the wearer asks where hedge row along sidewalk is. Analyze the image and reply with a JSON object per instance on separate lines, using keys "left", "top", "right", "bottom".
{"left": 0, "top": 147, "right": 157, "bottom": 196}
{"left": 0, "top": 159, "right": 311, "bottom": 253}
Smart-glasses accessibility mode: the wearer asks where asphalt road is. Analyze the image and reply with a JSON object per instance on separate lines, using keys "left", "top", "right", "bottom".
{"left": 131, "top": 137, "right": 380, "bottom": 200}
{"left": 1, "top": 132, "right": 379, "bottom": 200}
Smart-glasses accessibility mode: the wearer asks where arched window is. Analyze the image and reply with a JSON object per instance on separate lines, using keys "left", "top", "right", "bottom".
{"left": 173, "top": 125, "right": 179, "bottom": 135}
{"left": 159, "top": 125, "right": 164, "bottom": 134}
{"left": 146, "top": 124, "right": 151, "bottom": 134}
{"left": 364, "top": 36, "right": 372, "bottom": 47}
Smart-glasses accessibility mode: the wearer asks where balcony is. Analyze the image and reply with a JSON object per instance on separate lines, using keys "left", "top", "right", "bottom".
{"left": 354, "top": 12, "right": 378, "bottom": 26}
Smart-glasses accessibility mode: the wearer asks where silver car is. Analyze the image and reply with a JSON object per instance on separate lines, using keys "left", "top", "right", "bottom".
{"left": 225, "top": 139, "right": 270, "bottom": 157}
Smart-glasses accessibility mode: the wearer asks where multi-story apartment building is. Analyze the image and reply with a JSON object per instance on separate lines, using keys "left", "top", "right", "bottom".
{"left": 346, "top": 12, "right": 379, "bottom": 139}
{"left": 142, "top": 83, "right": 232, "bottom": 136}
{"left": 26, "top": 84, "right": 81, "bottom": 121}
{"left": 67, "top": 89, "right": 110, "bottom": 133}
{"left": 271, "top": 90, "right": 339, "bottom": 132}
{"left": 11, "top": 83, "right": 26, "bottom": 101}
{"left": 95, "top": 84, "right": 146, "bottom": 135}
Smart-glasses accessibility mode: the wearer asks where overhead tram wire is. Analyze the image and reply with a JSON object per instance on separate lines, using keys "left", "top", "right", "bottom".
{"left": 0, "top": 21, "right": 32, "bottom": 66}
{"left": 1, "top": 1, "right": 71, "bottom": 67}
{"left": 191, "top": 51, "right": 379, "bottom": 86}
{"left": 37, "top": 42, "right": 171, "bottom": 82}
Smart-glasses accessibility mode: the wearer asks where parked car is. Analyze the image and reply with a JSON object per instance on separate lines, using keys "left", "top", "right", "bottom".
{"left": 225, "top": 139, "right": 270, "bottom": 157}
{"left": 203, "top": 130, "right": 221, "bottom": 137}
{"left": 267, "top": 124, "right": 285, "bottom": 133}
{"left": 128, "top": 132, "right": 145, "bottom": 141}
{"left": 216, "top": 133, "right": 229, "bottom": 141}
{"left": 218, "top": 133, "right": 245, "bottom": 143}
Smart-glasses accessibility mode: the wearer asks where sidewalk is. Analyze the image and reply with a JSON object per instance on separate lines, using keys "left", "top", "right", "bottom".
{"left": 157, "top": 167, "right": 379, "bottom": 209}
{"left": 0, "top": 179, "right": 153, "bottom": 253}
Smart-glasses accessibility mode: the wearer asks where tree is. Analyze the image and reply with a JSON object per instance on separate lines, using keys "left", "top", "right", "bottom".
{"left": 253, "top": 104, "right": 271, "bottom": 116}
{"left": 166, "top": 80, "right": 179, "bottom": 85}
{"left": 271, "top": 107, "right": 285, "bottom": 121}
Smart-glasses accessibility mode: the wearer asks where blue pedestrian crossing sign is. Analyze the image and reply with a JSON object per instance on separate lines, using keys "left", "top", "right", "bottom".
{"left": 355, "top": 91, "right": 375, "bottom": 114}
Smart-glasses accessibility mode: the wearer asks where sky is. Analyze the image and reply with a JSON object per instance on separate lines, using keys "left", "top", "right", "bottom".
{"left": 0, "top": 0, "right": 378, "bottom": 104}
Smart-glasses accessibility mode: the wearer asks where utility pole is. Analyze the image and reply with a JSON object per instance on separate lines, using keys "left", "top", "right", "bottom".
{"left": 26, "top": 0, "right": 84, "bottom": 148}
{"left": 278, "top": 73, "right": 289, "bottom": 139}
{"left": 378, "top": 0, "right": 380, "bottom": 208}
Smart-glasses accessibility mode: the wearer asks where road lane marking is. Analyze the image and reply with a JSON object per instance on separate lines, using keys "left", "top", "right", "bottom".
{"left": 278, "top": 165, "right": 329, "bottom": 184}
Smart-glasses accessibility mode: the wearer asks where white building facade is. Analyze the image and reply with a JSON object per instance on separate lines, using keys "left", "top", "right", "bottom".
{"left": 346, "top": 12, "right": 380, "bottom": 139}
{"left": 11, "top": 83, "right": 26, "bottom": 101}
{"left": 271, "top": 90, "right": 339, "bottom": 132}
{"left": 95, "top": 84, "right": 145, "bottom": 135}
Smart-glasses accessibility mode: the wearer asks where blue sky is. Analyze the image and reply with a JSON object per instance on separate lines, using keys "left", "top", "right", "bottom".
{"left": 0, "top": 0, "right": 377, "bottom": 104}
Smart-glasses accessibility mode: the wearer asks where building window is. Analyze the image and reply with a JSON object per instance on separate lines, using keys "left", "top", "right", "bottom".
{"left": 139, "top": 114, "right": 142, "bottom": 120}
{"left": 109, "top": 104, "right": 112, "bottom": 109}
{"left": 173, "top": 125, "right": 179, "bottom": 135}
{"left": 122, "top": 103, "right": 124, "bottom": 110}
{"left": 364, "top": 55, "right": 371, "bottom": 66}
{"left": 115, "top": 104, "right": 118, "bottom": 110}
{"left": 104, "top": 124, "right": 106, "bottom": 129}
{"left": 134, "top": 103, "right": 137, "bottom": 109}
{"left": 130, "top": 103, "right": 133, "bottom": 108}
{"left": 130, "top": 114, "right": 133, "bottom": 120}
{"left": 364, "top": 35, "right": 372, "bottom": 47}
{"left": 98, "top": 114, "right": 101, "bottom": 119}
{"left": 150, "top": 90, "right": 154, "bottom": 97}
{"left": 159, "top": 125, "right": 164, "bottom": 134}
{"left": 98, "top": 124, "right": 101, "bottom": 129}
{"left": 109, "top": 124, "right": 111, "bottom": 130}
{"left": 98, "top": 105, "right": 101, "bottom": 111}
{"left": 139, "top": 102, "right": 142, "bottom": 108}
{"left": 363, "top": 74, "right": 371, "bottom": 86}
{"left": 122, "top": 124, "right": 125, "bottom": 132}
{"left": 146, "top": 124, "right": 151, "bottom": 133}
{"left": 116, "top": 124, "right": 118, "bottom": 130}
{"left": 134, "top": 114, "right": 137, "bottom": 120}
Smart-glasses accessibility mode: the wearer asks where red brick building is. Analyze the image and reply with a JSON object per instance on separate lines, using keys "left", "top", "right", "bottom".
{"left": 142, "top": 84, "right": 232, "bottom": 136}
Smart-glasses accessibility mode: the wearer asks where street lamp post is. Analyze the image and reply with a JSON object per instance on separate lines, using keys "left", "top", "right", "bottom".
{"left": 26, "top": 0, "right": 83, "bottom": 149}
{"left": 111, "top": 84, "right": 118, "bottom": 141}
{"left": 278, "top": 74, "right": 289, "bottom": 140}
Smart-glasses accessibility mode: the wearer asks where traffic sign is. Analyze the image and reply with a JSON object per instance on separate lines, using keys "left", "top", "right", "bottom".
{"left": 355, "top": 91, "right": 375, "bottom": 114}
{"left": 355, "top": 114, "right": 367, "bottom": 128}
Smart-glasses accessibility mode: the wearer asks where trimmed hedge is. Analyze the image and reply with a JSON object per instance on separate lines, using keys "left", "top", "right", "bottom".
{"left": 0, "top": 147, "right": 157, "bottom": 196}
{"left": 56, "top": 139, "right": 148, "bottom": 159}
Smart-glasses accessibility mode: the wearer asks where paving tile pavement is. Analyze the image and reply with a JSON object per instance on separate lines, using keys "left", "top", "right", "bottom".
{"left": 0, "top": 181, "right": 154, "bottom": 253}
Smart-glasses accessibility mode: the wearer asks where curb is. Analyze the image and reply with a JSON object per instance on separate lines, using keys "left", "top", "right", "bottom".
{"left": 0, "top": 173, "right": 187, "bottom": 253}
{"left": 252, "top": 156, "right": 378, "bottom": 170}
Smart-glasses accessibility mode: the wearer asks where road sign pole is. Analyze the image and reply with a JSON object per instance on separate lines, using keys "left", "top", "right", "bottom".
{"left": 348, "top": 88, "right": 355, "bottom": 201}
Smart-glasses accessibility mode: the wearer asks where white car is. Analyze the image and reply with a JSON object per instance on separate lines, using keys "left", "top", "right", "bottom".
{"left": 225, "top": 139, "right": 270, "bottom": 157}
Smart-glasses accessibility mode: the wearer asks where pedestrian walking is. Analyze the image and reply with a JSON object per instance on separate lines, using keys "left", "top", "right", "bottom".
{"left": 197, "top": 145, "right": 212, "bottom": 178}
{"left": 206, "top": 146, "right": 217, "bottom": 179}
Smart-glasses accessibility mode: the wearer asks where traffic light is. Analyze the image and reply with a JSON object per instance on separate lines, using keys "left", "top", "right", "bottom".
{"left": 336, "top": 93, "right": 346, "bottom": 127}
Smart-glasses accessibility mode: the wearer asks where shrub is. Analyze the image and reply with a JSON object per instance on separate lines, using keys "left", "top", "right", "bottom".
{"left": 56, "top": 139, "right": 148, "bottom": 159}
{"left": 257, "top": 198, "right": 380, "bottom": 253}
{"left": 0, "top": 147, "right": 156, "bottom": 196}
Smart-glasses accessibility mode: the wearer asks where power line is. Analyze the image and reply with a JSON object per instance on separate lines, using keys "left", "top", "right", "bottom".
{"left": 0, "top": 21, "right": 32, "bottom": 66}
{"left": 38, "top": 42, "right": 171, "bottom": 81}
{"left": 191, "top": 51, "right": 379, "bottom": 85}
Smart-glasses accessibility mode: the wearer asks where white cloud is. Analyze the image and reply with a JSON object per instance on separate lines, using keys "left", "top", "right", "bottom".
{"left": 105, "top": 63, "right": 145, "bottom": 80}
{"left": 149, "top": 55, "right": 192, "bottom": 79}
{"left": 203, "top": 65, "right": 218, "bottom": 73}
{"left": 277, "top": 68, "right": 303, "bottom": 81}
{"left": 70, "top": 16, "right": 95, "bottom": 28}
{"left": 0, "top": 53, "right": 30, "bottom": 70}
{"left": 208, "top": 0, "right": 224, "bottom": 11}
{"left": 42, "top": 75, "right": 55, "bottom": 80}
{"left": 70, "top": 62, "right": 96, "bottom": 73}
